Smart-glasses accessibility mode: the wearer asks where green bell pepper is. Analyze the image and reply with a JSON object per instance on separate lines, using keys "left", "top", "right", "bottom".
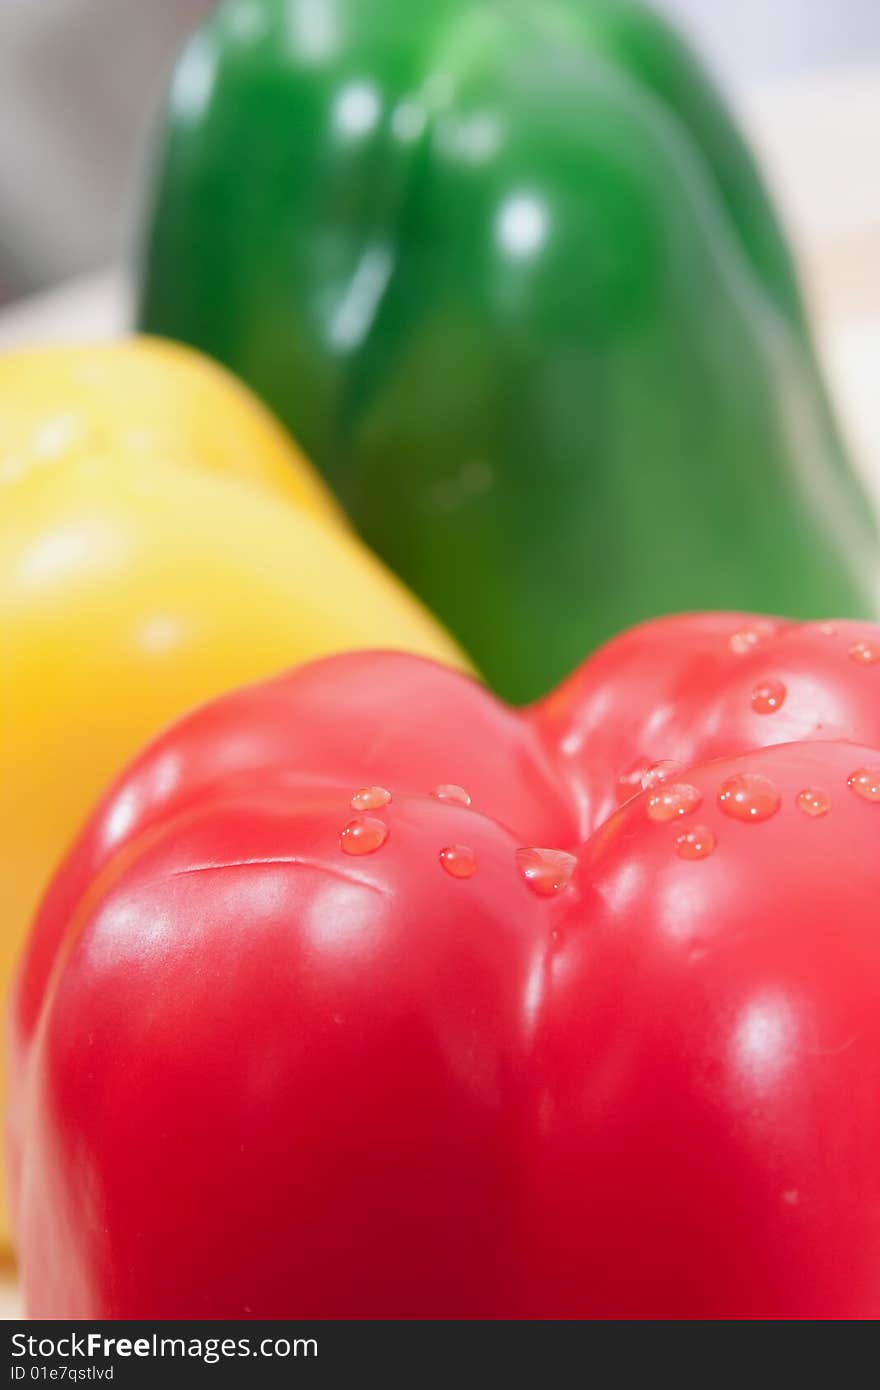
{"left": 139, "top": 0, "right": 877, "bottom": 701}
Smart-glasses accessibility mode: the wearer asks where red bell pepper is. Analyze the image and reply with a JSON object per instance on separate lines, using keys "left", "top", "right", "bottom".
{"left": 10, "top": 613, "right": 880, "bottom": 1319}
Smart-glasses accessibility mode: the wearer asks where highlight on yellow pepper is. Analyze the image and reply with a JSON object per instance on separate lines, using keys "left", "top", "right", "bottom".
{"left": 0, "top": 337, "right": 467, "bottom": 1244}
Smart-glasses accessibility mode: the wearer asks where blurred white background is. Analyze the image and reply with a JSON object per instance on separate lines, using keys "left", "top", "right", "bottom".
{"left": 0, "top": 0, "right": 878, "bottom": 298}
{"left": 0, "top": 0, "right": 212, "bottom": 298}
{"left": 667, "top": 0, "right": 880, "bottom": 80}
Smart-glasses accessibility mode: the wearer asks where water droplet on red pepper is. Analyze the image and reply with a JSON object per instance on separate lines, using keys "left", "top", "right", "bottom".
{"left": 729, "top": 620, "right": 775, "bottom": 654}
{"left": 674, "top": 824, "right": 716, "bottom": 860}
{"left": 848, "top": 639, "right": 880, "bottom": 666}
{"left": 718, "top": 772, "right": 781, "bottom": 822}
{"left": 351, "top": 785, "right": 391, "bottom": 811}
{"left": 439, "top": 844, "right": 477, "bottom": 878}
{"left": 641, "top": 760, "right": 683, "bottom": 790}
{"left": 617, "top": 758, "right": 683, "bottom": 803}
{"left": 431, "top": 784, "right": 471, "bottom": 806}
{"left": 645, "top": 783, "right": 702, "bottom": 822}
{"left": 847, "top": 767, "right": 880, "bottom": 802}
{"left": 340, "top": 816, "right": 388, "bottom": 855}
{"left": 796, "top": 787, "right": 831, "bottom": 817}
{"left": 751, "top": 679, "right": 787, "bottom": 714}
{"left": 515, "top": 846, "right": 577, "bottom": 896}
{"left": 818, "top": 622, "right": 837, "bottom": 636}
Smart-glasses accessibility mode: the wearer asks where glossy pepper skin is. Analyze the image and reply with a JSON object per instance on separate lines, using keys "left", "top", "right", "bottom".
{"left": 12, "top": 612, "right": 880, "bottom": 1319}
{"left": 0, "top": 338, "right": 465, "bottom": 1243}
{"left": 139, "top": 0, "right": 877, "bottom": 702}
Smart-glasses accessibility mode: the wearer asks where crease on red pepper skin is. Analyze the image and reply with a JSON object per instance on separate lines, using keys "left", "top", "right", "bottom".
{"left": 12, "top": 611, "right": 880, "bottom": 1318}
{"left": 16, "top": 610, "right": 880, "bottom": 1056}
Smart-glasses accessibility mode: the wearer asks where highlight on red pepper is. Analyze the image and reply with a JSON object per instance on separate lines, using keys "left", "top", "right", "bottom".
{"left": 10, "top": 612, "right": 880, "bottom": 1318}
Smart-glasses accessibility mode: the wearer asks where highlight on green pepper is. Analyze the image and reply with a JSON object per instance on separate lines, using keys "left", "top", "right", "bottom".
{"left": 138, "top": 0, "right": 877, "bottom": 702}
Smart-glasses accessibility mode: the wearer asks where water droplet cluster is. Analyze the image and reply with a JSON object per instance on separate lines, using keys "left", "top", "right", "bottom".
{"left": 339, "top": 782, "right": 577, "bottom": 897}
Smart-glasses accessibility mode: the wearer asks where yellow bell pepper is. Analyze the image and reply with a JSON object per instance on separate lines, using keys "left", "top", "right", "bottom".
{"left": 0, "top": 338, "right": 467, "bottom": 1244}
